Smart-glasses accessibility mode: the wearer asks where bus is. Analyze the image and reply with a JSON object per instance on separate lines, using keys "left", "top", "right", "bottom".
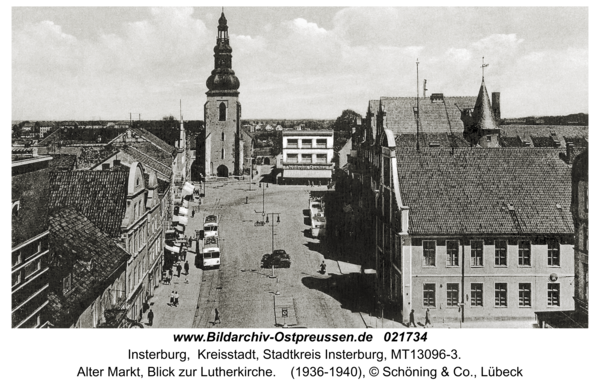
{"left": 200, "top": 236, "right": 220, "bottom": 269}
{"left": 203, "top": 215, "right": 219, "bottom": 238}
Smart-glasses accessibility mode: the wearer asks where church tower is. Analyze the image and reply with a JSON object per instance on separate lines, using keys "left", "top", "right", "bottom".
{"left": 204, "top": 11, "right": 242, "bottom": 177}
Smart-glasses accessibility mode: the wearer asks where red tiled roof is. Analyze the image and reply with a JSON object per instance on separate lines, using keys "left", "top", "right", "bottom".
{"left": 396, "top": 147, "right": 573, "bottom": 235}
{"left": 49, "top": 170, "right": 129, "bottom": 237}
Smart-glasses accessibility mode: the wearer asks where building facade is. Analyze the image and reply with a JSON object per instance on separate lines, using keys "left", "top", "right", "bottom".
{"left": 571, "top": 148, "right": 588, "bottom": 327}
{"left": 343, "top": 77, "right": 578, "bottom": 325}
{"left": 12, "top": 153, "right": 53, "bottom": 328}
{"left": 280, "top": 130, "right": 334, "bottom": 185}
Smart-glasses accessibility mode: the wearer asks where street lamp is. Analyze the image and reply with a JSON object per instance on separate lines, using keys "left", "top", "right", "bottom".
{"left": 265, "top": 212, "right": 281, "bottom": 279}
{"left": 246, "top": 156, "right": 255, "bottom": 191}
{"left": 259, "top": 182, "right": 269, "bottom": 221}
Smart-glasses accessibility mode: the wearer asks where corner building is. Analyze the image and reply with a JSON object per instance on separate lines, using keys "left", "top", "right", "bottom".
{"left": 204, "top": 12, "right": 243, "bottom": 177}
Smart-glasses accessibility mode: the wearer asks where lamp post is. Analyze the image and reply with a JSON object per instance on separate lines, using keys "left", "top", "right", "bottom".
{"left": 259, "top": 182, "right": 269, "bottom": 221}
{"left": 246, "top": 156, "right": 255, "bottom": 191}
{"left": 265, "top": 212, "right": 281, "bottom": 279}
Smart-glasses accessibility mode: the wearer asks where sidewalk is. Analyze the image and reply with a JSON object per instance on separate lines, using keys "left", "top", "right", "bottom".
{"left": 146, "top": 234, "right": 204, "bottom": 328}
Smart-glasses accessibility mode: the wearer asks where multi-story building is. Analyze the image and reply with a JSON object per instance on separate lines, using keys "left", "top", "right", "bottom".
{"left": 571, "top": 148, "right": 588, "bottom": 327}
{"left": 343, "top": 76, "right": 579, "bottom": 325}
{"left": 49, "top": 163, "right": 164, "bottom": 324}
{"left": 280, "top": 130, "right": 334, "bottom": 185}
{"left": 12, "top": 150, "right": 53, "bottom": 328}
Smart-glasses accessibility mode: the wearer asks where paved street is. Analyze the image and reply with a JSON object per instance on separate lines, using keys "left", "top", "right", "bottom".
{"left": 144, "top": 166, "right": 536, "bottom": 329}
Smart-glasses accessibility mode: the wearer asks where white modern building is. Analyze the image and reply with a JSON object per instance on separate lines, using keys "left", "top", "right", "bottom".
{"left": 280, "top": 130, "right": 334, "bottom": 185}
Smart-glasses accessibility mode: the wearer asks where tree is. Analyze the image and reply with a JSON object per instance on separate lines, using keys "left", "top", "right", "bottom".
{"left": 332, "top": 109, "right": 361, "bottom": 152}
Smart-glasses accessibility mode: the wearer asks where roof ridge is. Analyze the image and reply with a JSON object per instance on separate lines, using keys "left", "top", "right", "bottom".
{"left": 123, "top": 145, "right": 172, "bottom": 169}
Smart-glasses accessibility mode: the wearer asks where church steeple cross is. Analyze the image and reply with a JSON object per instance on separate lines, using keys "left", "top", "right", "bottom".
{"left": 481, "top": 57, "right": 489, "bottom": 80}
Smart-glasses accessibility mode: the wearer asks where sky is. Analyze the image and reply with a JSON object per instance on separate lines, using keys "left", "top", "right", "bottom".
{"left": 12, "top": 6, "right": 588, "bottom": 120}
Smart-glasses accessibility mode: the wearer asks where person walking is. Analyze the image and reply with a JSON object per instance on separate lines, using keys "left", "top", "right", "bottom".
{"left": 319, "top": 261, "right": 326, "bottom": 274}
{"left": 425, "top": 308, "right": 432, "bottom": 328}
{"left": 192, "top": 209, "right": 195, "bottom": 218}
{"left": 174, "top": 291, "right": 179, "bottom": 307}
{"left": 177, "top": 263, "right": 182, "bottom": 277}
{"left": 147, "top": 309, "right": 154, "bottom": 326}
{"left": 184, "top": 260, "right": 190, "bottom": 275}
{"left": 409, "top": 309, "right": 417, "bottom": 327}
{"left": 214, "top": 308, "right": 221, "bottom": 325}
{"left": 169, "top": 291, "right": 174, "bottom": 306}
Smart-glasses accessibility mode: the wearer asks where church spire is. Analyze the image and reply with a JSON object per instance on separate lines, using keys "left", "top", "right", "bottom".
{"left": 473, "top": 76, "right": 498, "bottom": 131}
{"left": 206, "top": 10, "right": 240, "bottom": 96}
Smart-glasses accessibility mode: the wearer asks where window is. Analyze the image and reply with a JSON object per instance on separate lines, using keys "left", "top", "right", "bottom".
{"left": 219, "top": 102, "right": 226, "bottom": 121}
{"left": 23, "top": 259, "right": 41, "bottom": 279}
{"left": 287, "top": 153, "right": 298, "bottom": 163}
{"left": 446, "top": 240, "right": 459, "bottom": 266}
{"left": 423, "top": 283, "right": 436, "bottom": 307}
{"left": 301, "top": 154, "right": 312, "bottom": 163}
{"left": 221, "top": 149, "right": 224, "bottom": 159}
{"left": 12, "top": 250, "right": 21, "bottom": 267}
{"left": 12, "top": 271, "right": 22, "bottom": 287}
{"left": 518, "top": 241, "right": 531, "bottom": 266}
{"left": 548, "top": 239, "right": 560, "bottom": 266}
{"left": 423, "top": 241, "right": 436, "bottom": 266}
{"left": 316, "top": 154, "right": 327, "bottom": 163}
{"left": 494, "top": 240, "right": 507, "bottom": 266}
{"left": 495, "top": 283, "right": 507, "bottom": 307}
{"left": 548, "top": 283, "right": 560, "bottom": 306}
{"left": 447, "top": 283, "right": 459, "bottom": 306}
{"left": 471, "top": 283, "right": 483, "bottom": 306}
{"left": 519, "top": 283, "right": 531, "bottom": 307}
{"left": 287, "top": 139, "right": 298, "bottom": 148}
{"left": 301, "top": 139, "right": 312, "bottom": 148}
{"left": 63, "top": 273, "right": 72, "bottom": 294}
{"left": 316, "top": 138, "right": 327, "bottom": 148}
{"left": 221, "top": 132, "right": 225, "bottom": 141}
{"left": 471, "top": 240, "right": 483, "bottom": 266}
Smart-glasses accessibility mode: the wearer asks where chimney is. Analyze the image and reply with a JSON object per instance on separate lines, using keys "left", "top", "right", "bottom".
{"left": 492, "top": 92, "right": 501, "bottom": 121}
{"left": 114, "top": 160, "right": 121, "bottom": 166}
{"left": 566, "top": 142, "right": 574, "bottom": 164}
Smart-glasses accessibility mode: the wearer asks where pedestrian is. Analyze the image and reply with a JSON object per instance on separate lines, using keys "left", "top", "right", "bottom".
{"left": 177, "top": 263, "right": 182, "bottom": 277}
{"left": 319, "top": 261, "right": 326, "bottom": 274}
{"left": 184, "top": 260, "right": 190, "bottom": 275}
{"left": 147, "top": 309, "right": 154, "bottom": 326}
{"left": 169, "top": 291, "right": 174, "bottom": 306}
{"left": 188, "top": 236, "right": 192, "bottom": 246}
{"left": 425, "top": 308, "right": 432, "bottom": 328}
{"left": 174, "top": 291, "right": 179, "bottom": 307}
{"left": 214, "top": 308, "right": 221, "bottom": 325}
{"left": 192, "top": 209, "right": 195, "bottom": 218}
{"left": 409, "top": 309, "right": 417, "bottom": 328}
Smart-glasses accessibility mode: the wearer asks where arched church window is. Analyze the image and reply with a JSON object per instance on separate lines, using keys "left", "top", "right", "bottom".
{"left": 221, "top": 132, "right": 225, "bottom": 141}
{"left": 221, "top": 149, "right": 224, "bottom": 159}
{"left": 219, "top": 102, "right": 227, "bottom": 121}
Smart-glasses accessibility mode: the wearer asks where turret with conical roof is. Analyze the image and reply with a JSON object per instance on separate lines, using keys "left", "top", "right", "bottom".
{"left": 461, "top": 73, "right": 501, "bottom": 147}
{"left": 206, "top": 11, "right": 240, "bottom": 96}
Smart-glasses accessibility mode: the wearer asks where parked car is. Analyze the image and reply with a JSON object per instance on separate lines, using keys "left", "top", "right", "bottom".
{"left": 261, "top": 249, "right": 291, "bottom": 268}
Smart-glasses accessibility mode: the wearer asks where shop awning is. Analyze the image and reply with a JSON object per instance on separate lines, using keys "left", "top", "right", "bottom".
{"left": 178, "top": 207, "right": 189, "bottom": 216}
{"left": 182, "top": 182, "right": 194, "bottom": 197}
{"left": 175, "top": 225, "right": 185, "bottom": 233}
{"left": 165, "top": 244, "right": 180, "bottom": 253}
{"left": 178, "top": 215, "right": 189, "bottom": 226}
{"left": 283, "top": 169, "right": 332, "bottom": 179}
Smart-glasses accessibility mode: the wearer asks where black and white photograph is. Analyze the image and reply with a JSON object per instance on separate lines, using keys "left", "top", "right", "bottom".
{"left": 11, "top": 5, "right": 589, "bottom": 331}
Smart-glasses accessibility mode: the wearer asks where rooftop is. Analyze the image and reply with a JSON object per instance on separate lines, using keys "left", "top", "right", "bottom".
{"left": 47, "top": 207, "right": 129, "bottom": 328}
{"left": 48, "top": 170, "right": 129, "bottom": 237}
{"left": 396, "top": 147, "right": 573, "bottom": 235}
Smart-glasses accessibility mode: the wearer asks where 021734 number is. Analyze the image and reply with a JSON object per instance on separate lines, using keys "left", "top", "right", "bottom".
{"left": 384, "top": 331, "right": 427, "bottom": 342}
